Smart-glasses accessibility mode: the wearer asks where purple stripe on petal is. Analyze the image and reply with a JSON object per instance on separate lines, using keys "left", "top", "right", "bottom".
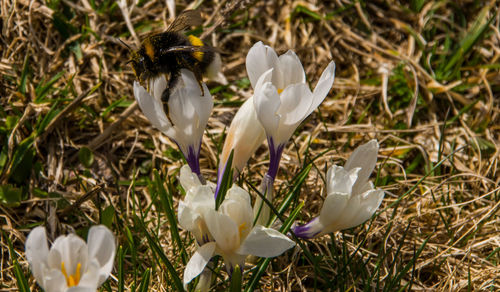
{"left": 267, "top": 137, "right": 285, "bottom": 180}
{"left": 214, "top": 159, "right": 228, "bottom": 200}
{"left": 291, "top": 217, "right": 322, "bottom": 239}
{"left": 184, "top": 144, "right": 201, "bottom": 176}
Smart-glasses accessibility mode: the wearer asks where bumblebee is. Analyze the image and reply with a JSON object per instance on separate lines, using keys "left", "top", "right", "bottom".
{"left": 128, "top": 10, "right": 219, "bottom": 104}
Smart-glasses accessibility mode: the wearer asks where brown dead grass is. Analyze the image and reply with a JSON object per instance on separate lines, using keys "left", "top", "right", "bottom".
{"left": 1, "top": 0, "right": 499, "bottom": 291}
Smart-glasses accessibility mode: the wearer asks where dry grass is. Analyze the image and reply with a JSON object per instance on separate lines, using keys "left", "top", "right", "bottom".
{"left": 1, "top": 0, "right": 499, "bottom": 291}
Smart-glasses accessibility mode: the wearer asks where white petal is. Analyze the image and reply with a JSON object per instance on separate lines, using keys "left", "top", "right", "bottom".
{"left": 254, "top": 81, "right": 280, "bottom": 139}
{"left": 134, "top": 81, "right": 173, "bottom": 133}
{"left": 220, "top": 186, "right": 253, "bottom": 239}
{"left": 183, "top": 242, "right": 216, "bottom": 287}
{"left": 179, "top": 69, "right": 213, "bottom": 126}
{"left": 308, "top": 61, "right": 335, "bottom": 116}
{"left": 178, "top": 185, "right": 214, "bottom": 232}
{"left": 343, "top": 189, "right": 384, "bottom": 229}
{"left": 254, "top": 67, "right": 274, "bottom": 90}
{"left": 326, "top": 165, "right": 359, "bottom": 196}
{"left": 151, "top": 75, "right": 168, "bottom": 102}
{"left": 87, "top": 225, "right": 116, "bottom": 286}
{"left": 278, "top": 50, "right": 306, "bottom": 86}
{"left": 344, "top": 139, "right": 379, "bottom": 193}
{"left": 41, "top": 269, "right": 67, "bottom": 292}
{"left": 318, "top": 191, "right": 350, "bottom": 229}
{"left": 225, "top": 186, "right": 251, "bottom": 207}
{"left": 324, "top": 187, "right": 383, "bottom": 232}
{"left": 246, "top": 41, "right": 279, "bottom": 89}
{"left": 25, "top": 226, "right": 49, "bottom": 283}
{"left": 204, "top": 210, "right": 239, "bottom": 253}
{"left": 219, "top": 96, "right": 266, "bottom": 174}
{"left": 75, "top": 259, "right": 100, "bottom": 289}
{"left": 67, "top": 287, "right": 98, "bottom": 292}
{"left": 274, "top": 83, "right": 313, "bottom": 145}
{"left": 237, "top": 225, "right": 295, "bottom": 257}
{"left": 179, "top": 165, "right": 201, "bottom": 192}
{"left": 184, "top": 185, "right": 215, "bottom": 210}
{"left": 47, "top": 234, "right": 88, "bottom": 277}
{"left": 277, "top": 83, "right": 313, "bottom": 125}
{"left": 177, "top": 200, "right": 198, "bottom": 231}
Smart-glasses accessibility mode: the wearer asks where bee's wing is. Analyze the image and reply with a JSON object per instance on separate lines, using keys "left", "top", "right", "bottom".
{"left": 160, "top": 45, "right": 222, "bottom": 54}
{"left": 167, "top": 10, "right": 203, "bottom": 32}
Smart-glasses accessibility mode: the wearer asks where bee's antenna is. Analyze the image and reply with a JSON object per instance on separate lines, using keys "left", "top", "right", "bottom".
{"left": 116, "top": 38, "right": 132, "bottom": 50}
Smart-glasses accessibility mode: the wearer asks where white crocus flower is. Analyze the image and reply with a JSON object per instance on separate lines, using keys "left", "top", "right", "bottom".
{"left": 134, "top": 69, "right": 213, "bottom": 177}
{"left": 25, "top": 225, "right": 116, "bottom": 292}
{"left": 246, "top": 41, "right": 336, "bottom": 225}
{"left": 249, "top": 41, "right": 335, "bottom": 149}
{"left": 183, "top": 186, "right": 295, "bottom": 287}
{"left": 178, "top": 166, "right": 215, "bottom": 245}
{"left": 292, "top": 140, "right": 385, "bottom": 238}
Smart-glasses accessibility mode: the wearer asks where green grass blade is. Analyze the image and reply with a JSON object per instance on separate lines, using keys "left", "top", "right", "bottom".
{"left": 244, "top": 202, "right": 303, "bottom": 292}
{"left": 154, "top": 169, "right": 187, "bottom": 265}
{"left": 137, "top": 217, "right": 184, "bottom": 291}
{"left": 3, "top": 231, "right": 30, "bottom": 292}
{"left": 137, "top": 268, "right": 151, "bottom": 292}
{"left": 229, "top": 265, "right": 242, "bottom": 292}
{"left": 117, "top": 245, "right": 124, "bottom": 292}
{"left": 443, "top": 4, "right": 495, "bottom": 77}
{"left": 269, "top": 163, "right": 311, "bottom": 225}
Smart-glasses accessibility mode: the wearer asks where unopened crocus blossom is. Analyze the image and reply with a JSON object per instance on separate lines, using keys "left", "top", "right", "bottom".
{"left": 292, "top": 140, "right": 385, "bottom": 238}
{"left": 134, "top": 69, "right": 213, "bottom": 178}
{"left": 247, "top": 41, "right": 336, "bottom": 224}
{"left": 25, "top": 225, "right": 116, "bottom": 292}
{"left": 216, "top": 96, "right": 266, "bottom": 196}
{"left": 183, "top": 185, "right": 295, "bottom": 287}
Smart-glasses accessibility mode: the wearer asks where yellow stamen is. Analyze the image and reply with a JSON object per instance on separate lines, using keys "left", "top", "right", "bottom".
{"left": 238, "top": 223, "right": 246, "bottom": 238}
{"left": 61, "top": 262, "right": 81, "bottom": 287}
{"left": 277, "top": 88, "right": 284, "bottom": 94}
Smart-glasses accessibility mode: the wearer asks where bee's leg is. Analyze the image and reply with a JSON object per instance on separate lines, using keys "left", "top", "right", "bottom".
{"left": 192, "top": 68, "right": 205, "bottom": 96}
{"left": 161, "top": 74, "right": 173, "bottom": 124}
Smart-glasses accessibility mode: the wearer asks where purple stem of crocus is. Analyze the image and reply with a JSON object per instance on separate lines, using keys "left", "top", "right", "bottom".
{"left": 267, "top": 137, "right": 285, "bottom": 181}
{"left": 291, "top": 217, "right": 321, "bottom": 239}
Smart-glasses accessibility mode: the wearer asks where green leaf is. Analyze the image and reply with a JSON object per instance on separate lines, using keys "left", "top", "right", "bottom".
{"left": 9, "top": 136, "right": 35, "bottom": 184}
{"left": 215, "top": 150, "right": 234, "bottom": 210}
{"left": 410, "top": 0, "right": 425, "bottom": 12}
{"left": 34, "top": 71, "right": 65, "bottom": 102}
{"left": 0, "top": 184, "right": 23, "bottom": 207}
{"left": 101, "top": 205, "right": 115, "bottom": 228}
{"left": 18, "top": 53, "right": 30, "bottom": 96}
{"left": 78, "top": 146, "right": 94, "bottom": 168}
{"left": 6, "top": 116, "right": 19, "bottom": 130}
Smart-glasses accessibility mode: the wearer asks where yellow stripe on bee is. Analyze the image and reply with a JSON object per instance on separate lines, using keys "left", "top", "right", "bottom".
{"left": 143, "top": 38, "right": 155, "bottom": 61}
{"left": 188, "top": 35, "right": 204, "bottom": 61}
